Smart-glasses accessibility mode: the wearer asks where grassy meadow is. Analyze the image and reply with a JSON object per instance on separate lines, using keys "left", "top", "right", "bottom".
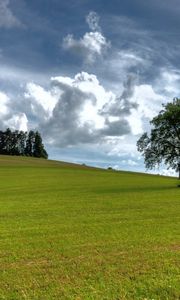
{"left": 0, "top": 155, "right": 179, "bottom": 300}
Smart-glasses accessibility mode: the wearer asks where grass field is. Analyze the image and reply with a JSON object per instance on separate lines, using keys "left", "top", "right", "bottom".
{"left": 0, "top": 155, "right": 179, "bottom": 300}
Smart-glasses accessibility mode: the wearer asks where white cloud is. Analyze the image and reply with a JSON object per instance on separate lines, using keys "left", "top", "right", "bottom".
{"left": 125, "top": 109, "right": 143, "bottom": 135}
{"left": 0, "top": 64, "right": 49, "bottom": 85}
{"left": 123, "top": 83, "right": 165, "bottom": 135}
{"left": 42, "top": 72, "right": 115, "bottom": 146}
{"left": 4, "top": 113, "right": 28, "bottom": 131}
{"left": 86, "top": 11, "right": 101, "bottom": 31}
{"left": 115, "top": 50, "right": 146, "bottom": 69}
{"left": 25, "top": 82, "right": 58, "bottom": 117}
{"left": 63, "top": 31, "right": 110, "bottom": 64}
{"left": 63, "top": 11, "right": 110, "bottom": 64}
{"left": 0, "top": 70, "right": 170, "bottom": 150}
{"left": 155, "top": 69, "right": 180, "bottom": 96}
{"left": 106, "top": 135, "right": 139, "bottom": 157}
{"left": 100, "top": 75, "right": 138, "bottom": 117}
{"left": 0, "top": 91, "right": 28, "bottom": 131}
{"left": 159, "top": 168, "right": 177, "bottom": 177}
{"left": 0, "top": 0, "right": 22, "bottom": 28}
{"left": 0, "top": 91, "right": 9, "bottom": 115}
{"left": 7, "top": 71, "right": 140, "bottom": 147}
{"left": 51, "top": 72, "right": 113, "bottom": 130}
{"left": 122, "top": 159, "right": 139, "bottom": 166}
{"left": 1, "top": 64, "right": 175, "bottom": 152}
{"left": 147, "top": 166, "right": 178, "bottom": 177}
{"left": 134, "top": 84, "right": 165, "bottom": 119}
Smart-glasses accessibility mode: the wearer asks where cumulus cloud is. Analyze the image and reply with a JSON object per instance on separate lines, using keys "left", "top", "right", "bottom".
{"left": 99, "top": 75, "right": 143, "bottom": 136}
{"left": 123, "top": 83, "right": 165, "bottom": 135}
{"left": 0, "top": 91, "right": 28, "bottom": 131}
{"left": 63, "top": 12, "right": 110, "bottom": 64}
{"left": 133, "top": 84, "right": 164, "bottom": 119}
{"left": 40, "top": 74, "right": 99, "bottom": 146}
{"left": 10, "top": 72, "right": 138, "bottom": 147}
{"left": 63, "top": 32, "right": 110, "bottom": 64}
{"left": 100, "top": 75, "right": 138, "bottom": 117}
{"left": 25, "top": 82, "right": 58, "bottom": 118}
{"left": 0, "top": 0, "right": 22, "bottom": 28}
{"left": 0, "top": 92, "right": 10, "bottom": 130}
{"left": 4, "top": 113, "right": 28, "bottom": 131}
{"left": 39, "top": 72, "right": 113, "bottom": 146}
{"left": 100, "top": 118, "right": 131, "bottom": 136}
{"left": 0, "top": 69, "right": 173, "bottom": 150}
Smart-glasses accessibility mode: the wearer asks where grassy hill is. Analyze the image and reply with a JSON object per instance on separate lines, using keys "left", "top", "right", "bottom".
{"left": 0, "top": 155, "right": 179, "bottom": 299}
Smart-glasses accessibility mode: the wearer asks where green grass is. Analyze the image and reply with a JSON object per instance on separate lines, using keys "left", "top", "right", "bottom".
{"left": 0, "top": 155, "right": 179, "bottom": 300}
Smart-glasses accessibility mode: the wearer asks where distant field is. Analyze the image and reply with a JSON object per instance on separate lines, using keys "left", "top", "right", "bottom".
{"left": 0, "top": 155, "right": 179, "bottom": 300}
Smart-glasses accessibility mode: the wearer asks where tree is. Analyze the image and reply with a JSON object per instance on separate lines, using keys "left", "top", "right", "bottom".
{"left": 33, "top": 131, "right": 48, "bottom": 159}
{"left": 25, "top": 130, "right": 35, "bottom": 156}
{"left": 18, "top": 131, "right": 27, "bottom": 155}
{"left": 4, "top": 128, "right": 12, "bottom": 154}
{"left": 0, "top": 130, "right": 6, "bottom": 154}
{"left": 0, "top": 129, "right": 48, "bottom": 159}
{"left": 137, "top": 98, "right": 180, "bottom": 179}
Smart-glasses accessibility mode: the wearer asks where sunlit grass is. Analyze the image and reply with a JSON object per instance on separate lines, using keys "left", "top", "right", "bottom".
{"left": 0, "top": 155, "right": 179, "bottom": 299}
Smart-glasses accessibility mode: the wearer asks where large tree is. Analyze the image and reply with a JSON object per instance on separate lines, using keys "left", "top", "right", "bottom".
{"left": 137, "top": 98, "right": 180, "bottom": 179}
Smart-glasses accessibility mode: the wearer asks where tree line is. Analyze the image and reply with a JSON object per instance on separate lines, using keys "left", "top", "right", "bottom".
{"left": 0, "top": 129, "right": 48, "bottom": 159}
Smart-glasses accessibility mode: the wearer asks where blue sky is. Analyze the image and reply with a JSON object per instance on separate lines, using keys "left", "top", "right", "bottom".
{"left": 0, "top": 0, "right": 179, "bottom": 176}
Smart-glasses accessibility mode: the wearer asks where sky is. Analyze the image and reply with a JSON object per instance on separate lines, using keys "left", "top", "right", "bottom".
{"left": 0, "top": 0, "right": 179, "bottom": 176}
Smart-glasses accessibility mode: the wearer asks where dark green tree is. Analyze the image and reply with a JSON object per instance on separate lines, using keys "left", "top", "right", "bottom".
{"left": 137, "top": 98, "right": 180, "bottom": 179}
{"left": 4, "top": 128, "right": 13, "bottom": 155}
{"left": 18, "top": 131, "right": 27, "bottom": 155}
{"left": 0, "top": 130, "right": 6, "bottom": 154}
{"left": 11, "top": 130, "right": 21, "bottom": 155}
{"left": 0, "top": 129, "right": 48, "bottom": 159}
{"left": 25, "top": 130, "right": 35, "bottom": 156}
{"left": 33, "top": 131, "right": 48, "bottom": 159}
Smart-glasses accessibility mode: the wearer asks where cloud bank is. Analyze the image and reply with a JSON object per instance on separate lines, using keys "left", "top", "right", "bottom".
{"left": 0, "top": 70, "right": 167, "bottom": 149}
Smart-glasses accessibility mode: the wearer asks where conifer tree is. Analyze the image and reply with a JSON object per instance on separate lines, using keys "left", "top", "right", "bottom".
{"left": 25, "top": 130, "right": 35, "bottom": 156}
{"left": 0, "top": 129, "right": 48, "bottom": 159}
{"left": 33, "top": 131, "right": 48, "bottom": 159}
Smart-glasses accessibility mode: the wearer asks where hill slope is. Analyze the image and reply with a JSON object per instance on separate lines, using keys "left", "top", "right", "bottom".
{"left": 0, "top": 155, "right": 179, "bottom": 299}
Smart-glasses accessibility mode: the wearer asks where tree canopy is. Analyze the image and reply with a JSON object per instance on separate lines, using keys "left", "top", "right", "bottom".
{"left": 0, "top": 129, "right": 48, "bottom": 159}
{"left": 137, "top": 98, "right": 180, "bottom": 179}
